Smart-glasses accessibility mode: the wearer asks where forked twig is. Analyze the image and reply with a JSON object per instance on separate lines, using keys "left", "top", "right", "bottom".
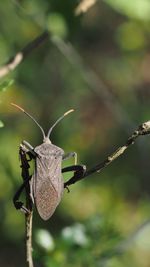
{"left": 64, "top": 120, "right": 150, "bottom": 187}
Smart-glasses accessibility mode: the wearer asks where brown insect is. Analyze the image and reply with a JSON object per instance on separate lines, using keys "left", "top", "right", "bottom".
{"left": 12, "top": 104, "right": 86, "bottom": 220}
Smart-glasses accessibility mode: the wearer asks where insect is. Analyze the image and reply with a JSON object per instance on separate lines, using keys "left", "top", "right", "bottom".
{"left": 12, "top": 103, "right": 86, "bottom": 220}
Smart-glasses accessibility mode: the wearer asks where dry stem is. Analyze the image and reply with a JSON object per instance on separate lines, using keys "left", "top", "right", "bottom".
{"left": 65, "top": 120, "right": 150, "bottom": 187}
{"left": 0, "top": 31, "right": 49, "bottom": 79}
{"left": 25, "top": 211, "right": 34, "bottom": 267}
{"left": 19, "top": 148, "right": 34, "bottom": 267}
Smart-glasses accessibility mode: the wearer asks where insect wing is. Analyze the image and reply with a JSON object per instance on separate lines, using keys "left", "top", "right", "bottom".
{"left": 33, "top": 153, "right": 64, "bottom": 220}
{"left": 35, "top": 180, "right": 61, "bottom": 220}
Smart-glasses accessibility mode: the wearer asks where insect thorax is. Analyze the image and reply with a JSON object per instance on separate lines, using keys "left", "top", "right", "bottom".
{"left": 34, "top": 143, "right": 64, "bottom": 158}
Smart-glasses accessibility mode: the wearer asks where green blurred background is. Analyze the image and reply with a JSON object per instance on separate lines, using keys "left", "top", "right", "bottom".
{"left": 1, "top": 0, "right": 150, "bottom": 266}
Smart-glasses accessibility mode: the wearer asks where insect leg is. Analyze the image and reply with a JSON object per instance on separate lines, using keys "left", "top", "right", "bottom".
{"left": 62, "top": 164, "right": 86, "bottom": 188}
{"left": 63, "top": 152, "right": 77, "bottom": 165}
{"left": 13, "top": 145, "right": 34, "bottom": 214}
{"left": 13, "top": 177, "right": 32, "bottom": 214}
{"left": 21, "top": 140, "right": 37, "bottom": 158}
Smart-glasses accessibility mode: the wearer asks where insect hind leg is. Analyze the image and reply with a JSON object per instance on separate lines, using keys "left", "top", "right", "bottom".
{"left": 62, "top": 164, "right": 86, "bottom": 188}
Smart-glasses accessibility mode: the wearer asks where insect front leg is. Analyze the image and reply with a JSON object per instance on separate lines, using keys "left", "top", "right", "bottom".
{"left": 21, "top": 140, "right": 37, "bottom": 159}
{"left": 13, "top": 143, "right": 35, "bottom": 214}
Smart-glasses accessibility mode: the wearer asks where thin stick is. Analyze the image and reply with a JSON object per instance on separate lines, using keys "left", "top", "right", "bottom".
{"left": 25, "top": 177, "right": 33, "bottom": 267}
{"left": 26, "top": 211, "right": 34, "bottom": 267}
{"left": 19, "top": 148, "right": 34, "bottom": 267}
{"left": 64, "top": 120, "right": 150, "bottom": 187}
{"left": 0, "top": 31, "right": 49, "bottom": 79}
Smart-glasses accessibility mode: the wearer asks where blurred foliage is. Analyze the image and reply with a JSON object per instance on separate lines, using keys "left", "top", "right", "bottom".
{"left": 1, "top": 0, "right": 150, "bottom": 267}
{"left": 34, "top": 217, "right": 122, "bottom": 267}
{"left": 0, "top": 79, "right": 14, "bottom": 92}
{"left": 104, "top": 0, "right": 150, "bottom": 20}
{"left": 0, "top": 79, "right": 14, "bottom": 127}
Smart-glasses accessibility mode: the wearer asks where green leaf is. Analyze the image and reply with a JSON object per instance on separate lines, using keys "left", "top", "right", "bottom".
{"left": 0, "top": 120, "right": 4, "bottom": 127}
{"left": 116, "top": 22, "right": 146, "bottom": 51}
{"left": 47, "top": 13, "right": 68, "bottom": 39}
{"left": 104, "top": 0, "right": 150, "bottom": 20}
{"left": 0, "top": 79, "right": 14, "bottom": 92}
{"left": 35, "top": 229, "right": 55, "bottom": 251}
{"left": 61, "top": 223, "right": 90, "bottom": 246}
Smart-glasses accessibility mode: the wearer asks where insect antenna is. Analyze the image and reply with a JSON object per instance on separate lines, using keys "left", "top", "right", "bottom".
{"left": 47, "top": 109, "right": 74, "bottom": 138}
{"left": 11, "top": 103, "right": 46, "bottom": 139}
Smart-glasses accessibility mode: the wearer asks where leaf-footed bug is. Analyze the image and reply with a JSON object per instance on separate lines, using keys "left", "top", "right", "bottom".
{"left": 12, "top": 103, "right": 86, "bottom": 220}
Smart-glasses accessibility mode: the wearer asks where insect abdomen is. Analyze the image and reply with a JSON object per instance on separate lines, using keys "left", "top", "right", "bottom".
{"left": 35, "top": 180, "right": 62, "bottom": 220}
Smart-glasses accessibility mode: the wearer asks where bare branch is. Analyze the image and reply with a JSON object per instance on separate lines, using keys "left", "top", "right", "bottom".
{"left": 75, "top": 0, "right": 97, "bottom": 15}
{"left": 20, "top": 149, "right": 34, "bottom": 267}
{"left": 64, "top": 121, "right": 150, "bottom": 187}
{"left": 26, "top": 212, "right": 34, "bottom": 267}
{"left": 0, "top": 31, "right": 49, "bottom": 79}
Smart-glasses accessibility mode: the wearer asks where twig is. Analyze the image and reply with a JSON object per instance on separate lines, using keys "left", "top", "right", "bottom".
{"left": 20, "top": 149, "right": 34, "bottom": 267}
{"left": 75, "top": 0, "right": 97, "bottom": 15}
{"left": 25, "top": 184, "right": 33, "bottom": 267}
{"left": 0, "top": 31, "right": 49, "bottom": 79}
{"left": 64, "top": 120, "right": 150, "bottom": 187}
{"left": 50, "top": 35, "right": 150, "bottom": 181}
{"left": 26, "top": 211, "right": 34, "bottom": 267}
{"left": 0, "top": 26, "right": 135, "bottom": 132}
